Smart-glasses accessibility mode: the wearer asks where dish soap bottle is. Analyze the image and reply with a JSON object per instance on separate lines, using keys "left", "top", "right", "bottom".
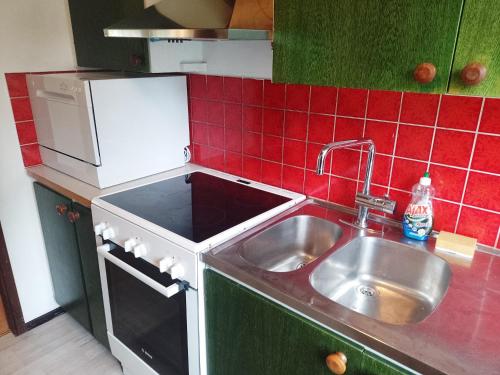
{"left": 403, "top": 172, "right": 435, "bottom": 241}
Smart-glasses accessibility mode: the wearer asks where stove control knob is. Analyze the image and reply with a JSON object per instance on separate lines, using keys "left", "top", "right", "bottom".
{"left": 101, "top": 227, "right": 115, "bottom": 241}
{"left": 159, "top": 256, "right": 175, "bottom": 273}
{"left": 124, "top": 238, "right": 138, "bottom": 252}
{"left": 169, "top": 263, "right": 185, "bottom": 280}
{"left": 94, "top": 222, "right": 107, "bottom": 236}
{"left": 133, "top": 244, "right": 147, "bottom": 258}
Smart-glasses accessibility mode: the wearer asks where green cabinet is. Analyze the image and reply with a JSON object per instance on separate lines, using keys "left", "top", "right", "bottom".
{"left": 448, "top": 0, "right": 500, "bottom": 96}
{"left": 205, "top": 270, "right": 409, "bottom": 375}
{"left": 34, "top": 183, "right": 108, "bottom": 348}
{"left": 68, "top": 0, "right": 150, "bottom": 72}
{"left": 273, "top": 0, "right": 464, "bottom": 93}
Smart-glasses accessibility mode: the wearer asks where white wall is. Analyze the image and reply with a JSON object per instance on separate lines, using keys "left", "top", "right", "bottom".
{"left": 0, "top": 0, "right": 77, "bottom": 322}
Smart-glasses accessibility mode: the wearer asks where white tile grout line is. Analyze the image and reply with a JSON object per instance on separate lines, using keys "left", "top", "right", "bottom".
{"left": 426, "top": 95, "right": 443, "bottom": 171}
{"left": 279, "top": 84, "right": 287, "bottom": 189}
{"left": 190, "top": 95, "right": 500, "bottom": 137}
{"left": 454, "top": 97, "right": 486, "bottom": 233}
{"left": 327, "top": 88, "right": 340, "bottom": 201}
{"left": 495, "top": 227, "right": 500, "bottom": 249}
{"left": 301, "top": 85, "right": 313, "bottom": 194}
{"left": 386, "top": 91, "right": 405, "bottom": 196}
{"left": 355, "top": 90, "right": 371, "bottom": 195}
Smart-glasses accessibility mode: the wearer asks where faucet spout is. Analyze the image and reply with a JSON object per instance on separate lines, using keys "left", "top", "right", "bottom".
{"left": 316, "top": 139, "right": 394, "bottom": 228}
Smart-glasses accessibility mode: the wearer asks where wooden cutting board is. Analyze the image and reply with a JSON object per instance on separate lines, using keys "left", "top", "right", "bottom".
{"left": 0, "top": 294, "right": 9, "bottom": 336}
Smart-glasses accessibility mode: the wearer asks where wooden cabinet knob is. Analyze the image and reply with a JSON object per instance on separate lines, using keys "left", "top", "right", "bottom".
{"left": 55, "top": 204, "right": 68, "bottom": 216}
{"left": 461, "top": 62, "right": 487, "bottom": 86}
{"left": 67, "top": 211, "right": 80, "bottom": 223}
{"left": 326, "top": 352, "right": 347, "bottom": 374}
{"left": 413, "top": 63, "right": 437, "bottom": 84}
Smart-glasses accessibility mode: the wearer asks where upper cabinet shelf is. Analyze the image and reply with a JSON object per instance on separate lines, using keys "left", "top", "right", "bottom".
{"left": 273, "top": 0, "right": 500, "bottom": 97}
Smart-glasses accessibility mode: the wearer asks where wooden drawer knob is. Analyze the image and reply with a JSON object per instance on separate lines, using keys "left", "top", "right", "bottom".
{"left": 326, "top": 352, "right": 347, "bottom": 374}
{"left": 413, "top": 63, "right": 437, "bottom": 84}
{"left": 67, "top": 211, "right": 80, "bottom": 223}
{"left": 55, "top": 204, "right": 68, "bottom": 216}
{"left": 461, "top": 62, "right": 487, "bottom": 86}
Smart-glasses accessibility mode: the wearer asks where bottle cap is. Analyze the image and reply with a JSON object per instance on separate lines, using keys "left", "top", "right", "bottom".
{"left": 420, "top": 172, "right": 431, "bottom": 186}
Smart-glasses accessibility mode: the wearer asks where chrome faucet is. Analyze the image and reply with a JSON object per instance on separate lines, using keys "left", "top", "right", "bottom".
{"left": 316, "top": 139, "right": 396, "bottom": 228}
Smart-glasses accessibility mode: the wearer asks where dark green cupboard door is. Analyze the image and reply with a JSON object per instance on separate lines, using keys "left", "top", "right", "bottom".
{"left": 273, "top": 0, "right": 464, "bottom": 93}
{"left": 448, "top": 0, "right": 500, "bottom": 97}
{"left": 68, "top": 0, "right": 150, "bottom": 72}
{"left": 73, "top": 203, "right": 108, "bottom": 348}
{"left": 205, "top": 270, "right": 365, "bottom": 375}
{"left": 33, "top": 183, "right": 91, "bottom": 332}
{"left": 361, "top": 351, "right": 410, "bottom": 375}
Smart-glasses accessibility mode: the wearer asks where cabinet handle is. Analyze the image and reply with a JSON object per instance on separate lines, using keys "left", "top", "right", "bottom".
{"left": 55, "top": 204, "right": 68, "bottom": 216}
{"left": 461, "top": 62, "right": 487, "bottom": 86}
{"left": 413, "top": 63, "right": 437, "bottom": 84}
{"left": 326, "top": 352, "right": 347, "bottom": 374}
{"left": 67, "top": 211, "right": 80, "bottom": 223}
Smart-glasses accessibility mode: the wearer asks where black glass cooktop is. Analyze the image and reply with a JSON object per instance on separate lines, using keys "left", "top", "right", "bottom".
{"left": 102, "top": 172, "right": 291, "bottom": 243}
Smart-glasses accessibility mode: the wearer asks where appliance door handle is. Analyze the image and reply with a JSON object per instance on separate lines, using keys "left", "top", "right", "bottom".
{"left": 35, "top": 89, "right": 76, "bottom": 103}
{"left": 97, "top": 244, "right": 187, "bottom": 298}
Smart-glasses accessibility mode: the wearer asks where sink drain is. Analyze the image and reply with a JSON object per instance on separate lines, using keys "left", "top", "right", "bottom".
{"left": 357, "top": 285, "right": 377, "bottom": 297}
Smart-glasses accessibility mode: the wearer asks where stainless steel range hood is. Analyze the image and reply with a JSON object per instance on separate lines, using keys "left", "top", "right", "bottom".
{"left": 104, "top": 0, "right": 273, "bottom": 41}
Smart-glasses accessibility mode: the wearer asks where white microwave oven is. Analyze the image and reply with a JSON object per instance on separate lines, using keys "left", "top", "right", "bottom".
{"left": 27, "top": 72, "right": 190, "bottom": 188}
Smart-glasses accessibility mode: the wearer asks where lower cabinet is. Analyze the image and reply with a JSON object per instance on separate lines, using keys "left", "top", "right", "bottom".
{"left": 34, "top": 183, "right": 108, "bottom": 348}
{"left": 205, "top": 270, "right": 409, "bottom": 375}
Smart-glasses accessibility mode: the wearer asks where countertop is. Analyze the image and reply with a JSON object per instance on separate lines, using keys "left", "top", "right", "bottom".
{"left": 203, "top": 199, "right": 500, "bottom": 375}
{"left": 26, "top": 164, "right": 205, "bottom": 207}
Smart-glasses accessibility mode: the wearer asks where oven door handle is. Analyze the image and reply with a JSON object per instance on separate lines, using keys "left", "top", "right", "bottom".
{"left": 97, "top": 244, "right": 188, "bottom": 298}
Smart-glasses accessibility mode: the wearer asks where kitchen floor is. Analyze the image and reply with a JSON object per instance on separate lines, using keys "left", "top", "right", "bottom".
{"left": 0, "top": 313, "right": 122, "bottom": 374}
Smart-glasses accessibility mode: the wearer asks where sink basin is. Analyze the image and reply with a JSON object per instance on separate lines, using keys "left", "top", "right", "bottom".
{"left": 310, "top": 237, "right": 451, "bottom": 325}
{"left": 240, "top": 215, "right": 343, "bottom": 272}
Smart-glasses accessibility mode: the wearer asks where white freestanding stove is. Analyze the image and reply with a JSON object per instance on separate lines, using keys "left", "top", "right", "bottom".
{"left": 91, "top": 165, "right": 304, "bottom": 375}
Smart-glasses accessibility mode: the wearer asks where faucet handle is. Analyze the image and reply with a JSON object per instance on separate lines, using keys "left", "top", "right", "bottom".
{"left": 355, "top": 193, "right": 396, "bottom": 214}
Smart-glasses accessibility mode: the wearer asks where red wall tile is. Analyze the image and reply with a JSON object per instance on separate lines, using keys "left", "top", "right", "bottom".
{"left": 471, "top": 135, "right": 500, "bottom": 174}
{"left": 337, "top": 88, "right": 367, "bottom": 117}
{"left": 400, "top": 92, "right": 439, "bottom": 125}
{"left": 395, "top": 125, "right": 433, "bottom": 161}
{"left": 480, "top": 98, "right": 500, "bottom": 134}
{"left": 310, "top": 86, "right": 337, "bottom": 115}
{"left": 5, "top": 73, "right": 29, "bottom": 97}
{"left": 263, "top": 80, "right": 285, "bottom": 108}
{"left": 188, "top": 74, "right": 500, "bottom": 249}
{"left": 20, "top": 144, "right": 41, "bottom": 167}
{"left": 367, "top": 90, "right": 401, "bottom": 121}
{"left": 438, "top": 96, "right": 482, "bottom": 131}
{"left": 286, "top": 84, "right": 310, "bottom": 111}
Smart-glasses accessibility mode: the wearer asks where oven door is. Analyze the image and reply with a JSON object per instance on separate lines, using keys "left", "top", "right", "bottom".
{"left": 97, "top": 242, "right": 193, "bottom": 375}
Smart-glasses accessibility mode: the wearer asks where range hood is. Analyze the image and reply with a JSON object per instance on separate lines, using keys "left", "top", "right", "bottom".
{"left": 104, "top": 0, "right": 273, "bottom": 41}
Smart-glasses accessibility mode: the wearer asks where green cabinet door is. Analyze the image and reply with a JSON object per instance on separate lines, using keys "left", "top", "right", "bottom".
{"left": 68, "top": 0, "right": 150, "bottom": 72}
{"left": 34, "top": 183, "right": 91, "bottom": 332}
{"left": 273, "top": 0, "right": 464, "bottom": 93}
{"left": 73, "top": 203, "right": 108, "bottom": 348}
{"left": 448, "top": 0, "right": 500, "bottom": 97}
{"left": 205, "top": 270, "right": 365, "bottom": 375}
{"left": 361, "top": 351, "right": 411, "bottom": 375}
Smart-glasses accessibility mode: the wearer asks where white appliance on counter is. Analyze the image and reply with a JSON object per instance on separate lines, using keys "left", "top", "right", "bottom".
{"left": 27, "top": 72, "right": 190, "bottom": 188}
{"left": 91, "top": 165, "right": 305, "bottom": 375}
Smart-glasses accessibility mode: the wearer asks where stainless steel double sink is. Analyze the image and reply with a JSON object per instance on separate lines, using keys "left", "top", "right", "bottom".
{"left": 226, "top": 202, "right": 452, "bottom": 326}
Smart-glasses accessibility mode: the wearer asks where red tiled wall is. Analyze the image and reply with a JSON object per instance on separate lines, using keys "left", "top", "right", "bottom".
{"left": 188, "top": 74, "right": 500, "bottom": 249}
{"left": 5, "top": 71, "right": 80, "bottom": 167}
{"left": 5, "top": 73, "right": 42, "bottom": 167}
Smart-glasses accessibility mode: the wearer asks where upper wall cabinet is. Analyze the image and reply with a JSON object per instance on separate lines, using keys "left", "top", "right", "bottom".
{"left": 448, "top": 0, "right": 500, "bottom": 96}
{"left": 273, "top": 0, "right": 464, "bottom": 93}
{"left": 68, "top": 0, "right": 150, "bottom": 72}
